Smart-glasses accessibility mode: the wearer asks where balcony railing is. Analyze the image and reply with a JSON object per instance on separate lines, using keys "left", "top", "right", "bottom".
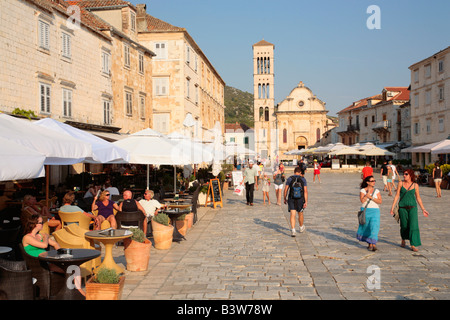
{"left": 372, "top": 120, "right": 391, "bottom": 130}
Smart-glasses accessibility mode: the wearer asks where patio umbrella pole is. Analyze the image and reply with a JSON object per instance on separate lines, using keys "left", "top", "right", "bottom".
{"left": 45, "top": 165, "right": 49, "bottom": 208}
{"left": 174, "top": 166, "right": 176, "bottom": 194}
{"left": 147, "top": 164, "right": 149, "bottom": 190}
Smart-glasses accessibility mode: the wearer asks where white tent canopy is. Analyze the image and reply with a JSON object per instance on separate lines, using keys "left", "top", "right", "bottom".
{"left": 34, "top": 118, "right": 129, "bottom": 163}
{"left": 401, "top": 138, "right": 450, "bottom": 154}
{"left": 0, "top": 114, "right": 92, "bottom": 165}
{"left": 329, "top": 146, "right": 364, "bottom": 156}
{"left": 0, "top": 137, "right": 46, "bottom": 181}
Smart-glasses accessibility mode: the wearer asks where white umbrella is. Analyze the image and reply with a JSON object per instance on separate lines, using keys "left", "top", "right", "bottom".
{"left": 225, "top": 142, "right": 256, "bottom": 157}
{"left": 166, "top": 131, "right": 214, "bottom": 164}
{"left": 34, "top": 118, "right": 129, "bottom": 163}
{"left": 0, "top": 114, "right": 92, "bottom": 165}
{"left": 329, "top": 146, "right": 364, "bottom": 156}
{"left": 0, "top": 137, "right": 45, "bottom": 181}
{"left": 112, "top": 128, "right": 192, "bottom": 190}
{"left": 360, "top": 146, "right": 395, "bottom": 156}
{"left": 430, "top": 138, "right": 450, "bottom": 154}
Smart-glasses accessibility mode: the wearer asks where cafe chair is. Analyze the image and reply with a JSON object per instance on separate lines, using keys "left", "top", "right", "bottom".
{"left": 58, "top": 211, "right": 92, "bottom": 230}
{"left": 38, "top": 196, "right": 57, "bottom": 208}
{"left": 115, "top": 210, "right": 146, "bottom": 232}
{"left": 18, "top": 244, "right": 65, "bottom": 300}
{"left": 92, "top": 209, "right": 118, "bottom": 230}
{"left": 0, "top": 258, "right": 34, "bottom": 300}
{"left": 52, "top": 228, "right": 94, "bottom": 278}
{"left": 64, "top": 224, "right": 101, "bottom": 270}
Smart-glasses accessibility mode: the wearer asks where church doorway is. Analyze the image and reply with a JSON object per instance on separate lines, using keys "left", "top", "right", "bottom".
{"left": 296, "top": 136, "right": 308, "bottom": 150}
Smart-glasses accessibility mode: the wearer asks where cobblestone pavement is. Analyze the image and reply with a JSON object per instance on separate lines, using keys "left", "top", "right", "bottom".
{"left": 112, "top": 169, "right": 450, "bottom": 300}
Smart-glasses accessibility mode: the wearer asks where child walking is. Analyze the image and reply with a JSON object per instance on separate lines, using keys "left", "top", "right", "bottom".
{"left": 262, "top": 173, "right": 271, "bottom": 205}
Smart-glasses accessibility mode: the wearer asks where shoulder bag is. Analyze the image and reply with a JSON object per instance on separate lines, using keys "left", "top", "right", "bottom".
{"left": 358, "top": 189, "right": 376, "bottom": 225}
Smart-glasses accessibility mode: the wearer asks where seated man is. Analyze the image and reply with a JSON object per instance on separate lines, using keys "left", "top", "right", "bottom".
{"left": 138, "top": 190, "right": 165, "bottom": 219}
{"left": 119, "top": 190, "right": 147, "bottom": 234}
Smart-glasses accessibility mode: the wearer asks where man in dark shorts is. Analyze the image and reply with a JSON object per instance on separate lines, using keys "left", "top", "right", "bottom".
{"left": 284, "top": 167, "right": 308, "bottom": 237}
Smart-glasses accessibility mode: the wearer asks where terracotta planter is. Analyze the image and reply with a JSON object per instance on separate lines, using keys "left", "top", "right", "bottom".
{"left": 123, "top": 238, "right": 151, "bottom": 271}
{"left": 151, "top": 220, "right": 174, "bottom": 250}
{"left": 175, "top": 219, "right": 188, "bottom": 236}
{"left": 85, "top": 276, "right": 125, "bottom": 300}
{"left": 185, "top": 212, "right": 194, "bottom": 229}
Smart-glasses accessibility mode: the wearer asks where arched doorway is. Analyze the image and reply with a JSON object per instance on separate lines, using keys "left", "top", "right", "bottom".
{"left": 296, "top": 136, "right": 308, "bottom": 150}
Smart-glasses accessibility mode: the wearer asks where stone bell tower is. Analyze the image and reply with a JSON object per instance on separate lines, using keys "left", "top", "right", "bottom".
{"left": 253, "top": 39, "right": 276, "bottom": 161}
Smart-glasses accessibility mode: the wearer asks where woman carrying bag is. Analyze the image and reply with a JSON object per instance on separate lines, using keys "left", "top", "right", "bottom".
{"left": 390, "top": 169, "right": 429, "bottom": 252}
{"left": 357, "top": 176, "right": 382, "bottom": 251}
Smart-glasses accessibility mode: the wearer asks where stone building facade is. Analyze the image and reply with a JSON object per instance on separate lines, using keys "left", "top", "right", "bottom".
{"left": 336, "top": 87, "right": 410, "bottom": 158}
{"left": 0, "top": 0, "right": 113, "bottom": 128}
{"left": 135, "top": 4, "right": 225, "bottom": 139}
{"left": 408, "top": 46, "right": 449, "bottom": 165}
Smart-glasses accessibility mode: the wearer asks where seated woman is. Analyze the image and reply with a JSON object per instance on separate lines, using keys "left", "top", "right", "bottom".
{"left": 60, "top": 191, "right": 96, "bottom": 218}
{"left": 22, "top": 214, "right": 85, "bottom": 296}
{"left": 91, "top": 190, "right": 120, "bottom": 230}
{"left": 23, "top": 194, "right": 62, "bottom": 231}
{"left": 22, "top": 214, "right": 61, "bottom": 258}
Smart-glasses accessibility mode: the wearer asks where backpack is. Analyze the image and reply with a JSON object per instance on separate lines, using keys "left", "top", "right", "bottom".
{"left": 289, "top": 176, "right": 304, "bottom": 199}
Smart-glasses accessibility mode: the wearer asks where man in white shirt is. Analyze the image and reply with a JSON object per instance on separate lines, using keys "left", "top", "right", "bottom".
{"left": 138, "top": 189, "right": 164, "bottom": 218}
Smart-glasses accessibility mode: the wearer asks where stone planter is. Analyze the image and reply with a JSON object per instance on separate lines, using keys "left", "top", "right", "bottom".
{"left": 85, "top": 276, "right": 125, "bottom": 300}
{"left": 123, "top": 238, "right": 151, "bottom": 272}
{"left": 151, "top": 220, "right": 174, "bottom": 250}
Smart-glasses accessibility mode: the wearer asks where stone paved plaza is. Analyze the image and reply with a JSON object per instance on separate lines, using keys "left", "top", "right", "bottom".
{"left": 112, "top": 168, "right": 450, "bottom": 300}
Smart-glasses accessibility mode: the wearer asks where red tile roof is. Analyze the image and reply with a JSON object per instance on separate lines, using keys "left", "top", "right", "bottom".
{"left": 384, "top": 87, "right": 410, "bottom": 101}
{"left": 338, "top": 94, "right": 382, "bottom": 114}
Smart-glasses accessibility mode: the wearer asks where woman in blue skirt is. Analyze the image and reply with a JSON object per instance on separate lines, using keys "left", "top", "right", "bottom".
{"left": 357, "top": 176, "right": 382, "bottom": 251}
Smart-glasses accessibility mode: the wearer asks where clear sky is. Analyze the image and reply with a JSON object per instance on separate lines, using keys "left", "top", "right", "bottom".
{"left": 143, "top": 0, "right": 450, "bottom": 116}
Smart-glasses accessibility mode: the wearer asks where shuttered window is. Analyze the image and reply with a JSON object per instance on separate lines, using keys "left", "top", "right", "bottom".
{"left": 39, "top": 20, "right": 50, "bottom": 50}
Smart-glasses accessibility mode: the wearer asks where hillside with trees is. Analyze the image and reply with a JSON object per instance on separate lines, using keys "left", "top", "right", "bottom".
{"left": 224, "top": 86, "right": 254, "bottom": 128}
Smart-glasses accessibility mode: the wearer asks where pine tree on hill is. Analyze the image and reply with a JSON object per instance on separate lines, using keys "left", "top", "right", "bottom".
{"left": 224, "top": 85, "right": 254, "bottom": 128}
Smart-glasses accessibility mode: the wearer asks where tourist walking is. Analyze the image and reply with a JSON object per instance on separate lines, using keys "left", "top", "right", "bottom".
{"left": 273, "top": 165, "right": 285, "bottom": 205}
{"left": 361, "top": 161, "right": 373, "bottom": 180}
{"left": 357, "top": 176, "right": 382, "bottom": 251}
{"left": 387, "top": 165, "right": 394, "bottom": 196}
{"left": 242, "top": 160, "right": 259, "bottom": 206}
{"left": 390, "top": 169, "right": 429, "bottom": 252}
{"left": 432, "top": 162, "right": 443, "bottom": 198}
{"left": 389, "top": 160, "right": 399, "bottom": 191}
{"left": 313, "top": 159, "right": 321, "bottom": 183}
{"left": 381, "top": 160, "right": 388, "bottom": 192}
{"left": 261, "top": 173, "right": 271, "bottom": 205}
{"left": 284, "top": 167, "right": 308, "bottom": 237}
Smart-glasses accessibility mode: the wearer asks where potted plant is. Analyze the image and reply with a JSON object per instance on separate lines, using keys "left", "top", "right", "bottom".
{"left": 123, "top": 228, "right": 151, "bottom": 272}
{"left": 151, "top": 213, "right": 174, "bottom": 250}
{"left": 198, "top": 184, "right": 209, "bottom": 206}
{"left": 175, "top": 213, "right": 188, "bottom": 236}
{"left": 85, "top": 267, "right": 125, "bottom": 300}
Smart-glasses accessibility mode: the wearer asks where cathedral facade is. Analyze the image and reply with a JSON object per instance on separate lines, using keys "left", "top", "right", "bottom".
{"left": 252, "top": 40, "right": 331, "bottom": 162}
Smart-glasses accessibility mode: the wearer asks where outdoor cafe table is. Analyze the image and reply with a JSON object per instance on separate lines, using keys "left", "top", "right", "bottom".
{"left": 84, "top": 229, "right": 131, "bottom": 274}
{"left": 162, "top": 208, "right": 191, "bottom": 242}
{"left": 38, "top": 248, "right": 100, "bottom": 300}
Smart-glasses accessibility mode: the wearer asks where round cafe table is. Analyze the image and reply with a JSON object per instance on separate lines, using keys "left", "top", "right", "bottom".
{"left": 84, "top": 229, "right": 132, "bottom": 274}
{"left": 161, "top": 208, "right": 191, "bottom": 242}
{"left": 38, "top": 249, "right": 100, "bottom": 300}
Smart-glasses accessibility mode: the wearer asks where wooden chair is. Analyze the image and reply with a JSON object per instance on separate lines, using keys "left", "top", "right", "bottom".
{"left": 18, "top": 244, "right": 65, "bottom": 300}
{"left": 58, "top": 211, "right": 92, "bottom": 230}
{"left": 0, "top": 258, "right": 34, "bottom": 300}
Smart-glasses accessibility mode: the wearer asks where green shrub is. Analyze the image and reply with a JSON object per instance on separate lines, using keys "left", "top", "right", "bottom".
{"left": 94, "top": 268, "right": 120, "bottom": 284}
{"left": 153, "top": 213, "right": 170, "bottom": 226}
{"left": 129, "top": 227, "right": 146, "bottom": 243}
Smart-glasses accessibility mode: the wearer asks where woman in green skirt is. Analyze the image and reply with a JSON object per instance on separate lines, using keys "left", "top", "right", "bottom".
{"left": 390, "top": 169, "right": 429, "bottom": 252}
